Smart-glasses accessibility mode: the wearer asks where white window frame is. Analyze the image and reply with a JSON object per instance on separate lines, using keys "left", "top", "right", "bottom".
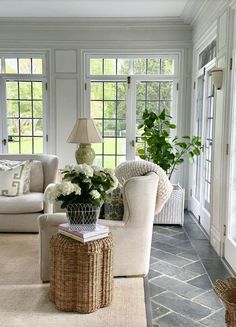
{"left": 0, "top": 52, "right": 48, "bottom": 154}
{"left": 83, "top": 51, "right": 180, "bottom": 165}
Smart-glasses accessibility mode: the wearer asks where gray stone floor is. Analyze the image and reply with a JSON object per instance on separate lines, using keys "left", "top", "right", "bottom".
{"left": 149, "top": 212, "right": 231, "bottom": 327}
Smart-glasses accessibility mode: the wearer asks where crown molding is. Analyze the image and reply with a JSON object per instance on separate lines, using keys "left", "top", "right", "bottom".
{"left": 181, "top": 0, "right": 207, "bottom": 25}
{"left": 0, "top": 17, "right": 192, "bottom": 31}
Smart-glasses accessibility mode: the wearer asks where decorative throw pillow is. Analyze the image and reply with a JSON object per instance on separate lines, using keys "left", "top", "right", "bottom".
{"left": 102, "top": 187, "right": 124, "bottom": 221}
{"left": 0, "top": 162, "right": 31, "bottom": 196}
{"left": 0, "top": 160, "right": 32, "bottom": 193}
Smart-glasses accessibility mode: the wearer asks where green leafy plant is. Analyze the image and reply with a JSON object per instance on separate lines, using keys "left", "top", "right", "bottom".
{"left": 138, "top": 109, "right": 202, "bottom": 179}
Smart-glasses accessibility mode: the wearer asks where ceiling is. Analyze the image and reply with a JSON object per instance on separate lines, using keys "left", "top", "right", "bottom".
{"left": 0, "top": 0, "right": 193, "bottom": 18}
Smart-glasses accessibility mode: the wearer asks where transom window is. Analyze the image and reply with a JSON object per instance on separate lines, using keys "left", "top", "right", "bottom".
{"left": 0, "top": 55, "right": 46, "bottom": 154}
{"left": 86, "top": 54, "right": 178, "bottom": 169}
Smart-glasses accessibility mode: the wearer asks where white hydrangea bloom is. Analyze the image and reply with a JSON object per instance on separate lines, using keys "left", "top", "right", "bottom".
{"left": 89, "top": 190, "right": 101, "bottom": 199}
{"left": 74, "top": 163, "right": 94, "bottom": 177}
{"left": 104, "top": 168, "right": 114, "bottom": 175}
{"left": 110, "top": 175, "right": 119, "bottom": 189}
{"left": 46, "top": 181, "right": 81, "bottom": 203}
{"left": 64, "top": 164, "right": 75, "bottom": 171}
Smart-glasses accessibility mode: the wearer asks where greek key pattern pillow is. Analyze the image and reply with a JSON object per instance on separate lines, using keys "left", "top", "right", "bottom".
{"left": 0, "top": 162, "right": 31, "bottom": 196}
{"left": 0, "top": 160, "right": 31, "bottom": 193}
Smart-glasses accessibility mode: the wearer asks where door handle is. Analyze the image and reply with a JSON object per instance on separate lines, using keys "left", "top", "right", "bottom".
{"left": 131, "top": 140, "right": 135, "bottom": 147}
{"left": 2, "top": 139, "right": 7, "bottom": 146}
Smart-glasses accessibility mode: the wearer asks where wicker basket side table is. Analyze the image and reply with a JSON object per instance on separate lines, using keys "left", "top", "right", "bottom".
{"left": 50, "top": 233, "right": 113, "bottom": 313}
{"left": 214, "top": 277, "right": 236, "bottom": 327}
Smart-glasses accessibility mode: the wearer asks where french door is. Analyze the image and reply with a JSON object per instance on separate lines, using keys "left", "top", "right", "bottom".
{"left": 189, "top": 62, "right": 215, "bottom": 234}
{"left": 0, "top": 55, "right": 47, "bottom": 154}
{"left": 224, "top": 51, "right": 236, "bottom": 272}
{"left": 86, "top": 55, "right": 178, "bottom": 169}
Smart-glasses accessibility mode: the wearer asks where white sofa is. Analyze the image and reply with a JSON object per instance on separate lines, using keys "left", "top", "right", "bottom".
{"left": 38, "top": 172, "right": 158, "bottom": 281}
{"left": 0, "top": 154, "right": 58, "bottom": 232}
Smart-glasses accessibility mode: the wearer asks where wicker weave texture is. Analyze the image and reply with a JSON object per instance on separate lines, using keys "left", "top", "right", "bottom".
{"left": 50, "top": 233, "right": 113, "bottom": 313}
{"left": 214, "top": 277, "right": 236, "bottom": 327}
{"left": 154, "top": 184, "right": 185, "bottom": 225}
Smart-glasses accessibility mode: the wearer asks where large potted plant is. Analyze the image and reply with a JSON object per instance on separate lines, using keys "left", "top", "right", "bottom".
{"left": 46, "top": 164, "right": 118, "bottom": 228}
{"left": 138, "top": 109, "right": 202, "bottom": 225}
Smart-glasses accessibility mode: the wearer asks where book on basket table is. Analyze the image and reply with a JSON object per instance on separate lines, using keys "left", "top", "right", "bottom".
{"left": 58, "top": 223, "right": 109, "bottom": 243}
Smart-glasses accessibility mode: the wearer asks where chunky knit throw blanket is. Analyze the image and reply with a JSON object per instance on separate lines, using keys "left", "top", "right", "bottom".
{"left": 115, "top": 160, "right": 173, "bottom": 214}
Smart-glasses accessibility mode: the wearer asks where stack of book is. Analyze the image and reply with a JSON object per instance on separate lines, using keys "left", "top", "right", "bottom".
{"left": 58, "top": 223, "right": 109, "bottom": 243}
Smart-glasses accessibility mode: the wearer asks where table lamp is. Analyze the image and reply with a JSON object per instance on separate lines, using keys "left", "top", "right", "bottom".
{"left": 67, "top": 118, "right": 103, "bottom": 165}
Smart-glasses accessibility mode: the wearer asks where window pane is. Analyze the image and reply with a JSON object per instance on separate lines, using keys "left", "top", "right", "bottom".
{"left": 19, "top": 58, "right": 31, "bottom": 74}
{"left": 117, "top": 101, "right": 126, "bottom": 119}
{"left": 93, "top": 143, "right": 103, "bottom": 154}
{"left": 104, "top": 101, "right": 116, "bottom": 119}
{"left": 161, "top": 59, "right": 174, "bottom": 75}
{"left": 19, "top": 82, "right": 31, "bottom": 99}
{"left": 117, "top": 83, "right": 127, "bottom": 100}
{"left": 117, "top": 120, "right": 126, "bottom": 137}
{"left": 20, "top": 119, "right": 32, "bottom": 136}
{"left": 147, "top": 82, "right": 159, "bottom": 100}
{"left": 34, "top": 119, "right": 43, "bottom": 136}
{"left": 33, "top": 101, "right": 43, "bottom": 118}
{"left": 91, "top": 82, "right": 103, "bottom": 100}
{"left": 8, "top": 137, "right": 20, "bottom": 154}
{"left": 20, "top": 101, "right": 32, "bottom": 118}
{"left": 33, "top": 82, "right": 42, "bottom": 99}
{"left": 160, "top": 82, "right": 172, "bottom": 100}
{"left": 5, "top": 58, "right": 18, "bottom": 74}
{"left": 117, "top": 156, "right": 126, "bottom": 166}
{"left": 8, "top": 119, "right": 19, "bottom": 136}
{"left": 104, "top": 59, "right": 116, "bottom": 75}
{"left": 104, "top": 138, "right": 116, "bottom": 155}
{"left": 91, "top": 101, "right": 103, "bottom": 119}
{"left": 6, "top": 82, "right": 18, "bottom": 99}
{"left": 104, "top": 82, "right": 116, "bottom": 100}
{"left": 7, "top": 101, "right": 19, "bottom": 118}
{"left": 147, "top": 59, "right": 160, "bottom": 74}
{"left": 134, "top": 59, "right": 146, "bottom": 74}
{"left": 34, "top": 137, "right": 43, "bottom": 153}
{"left": 104, "top": 120, "right": 116, "bottom": 137}
{"left": 21, "top": 137, "right": 32, "bottom": 154}
{"left": 136, "top": 82, "right": 146, "bottom": 100}
{"left": 104, "top": 156, "right": 116, "bottom": 169}
{"left": 117, "top": 59, "right": 131, "bottom": 75}
{"left": 90, "top": 58, "right": 103, "bottom": 75}
{"left": 117, "top": 138, "right": 126, "bottom": 155}
{"left": 32, "top": 59, "right": 43, "bottom": 74}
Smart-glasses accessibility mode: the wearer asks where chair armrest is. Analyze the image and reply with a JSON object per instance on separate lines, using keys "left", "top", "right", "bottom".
{"left": 43, "top": 183, "right": 55, "bottom": 214}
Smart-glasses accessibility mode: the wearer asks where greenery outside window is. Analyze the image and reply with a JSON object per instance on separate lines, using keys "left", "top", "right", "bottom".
{"left": 0, "top": 55, "right": 46, "bottom": 154}
{"left": 86, "top": 54, "right": 179, "bottom": 169}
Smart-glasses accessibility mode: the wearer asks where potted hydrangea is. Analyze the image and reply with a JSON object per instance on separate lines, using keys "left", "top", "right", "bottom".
{"left": 46, "top": 163, "right": 118, "bottom": 226}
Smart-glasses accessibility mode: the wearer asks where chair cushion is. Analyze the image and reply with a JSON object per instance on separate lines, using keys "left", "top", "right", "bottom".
{"left": 0, "top": 192, "right": 44, "bottom": 213}
{"left": 30, "top": 161, "right": 44, "bottom": 193}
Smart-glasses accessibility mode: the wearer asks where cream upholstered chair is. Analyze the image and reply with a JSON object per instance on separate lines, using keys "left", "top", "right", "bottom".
{"left": 0, "top": 154, "right": 58, "bottom": 232}
{"left": 38, "top": 172, "right": 158, "bottom": 282}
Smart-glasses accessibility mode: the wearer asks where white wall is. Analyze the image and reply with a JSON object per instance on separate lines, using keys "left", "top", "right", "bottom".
{"left": 189, "top": 1, "right": 236, "bottom": 255}
{"left": 0, "top": 18, "right": 192, "bottom": 188}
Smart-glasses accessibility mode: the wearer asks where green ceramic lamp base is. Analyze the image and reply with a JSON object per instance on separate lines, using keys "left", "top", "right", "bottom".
{"left": 75, "top": 144, "right": 95, "bottom": 165}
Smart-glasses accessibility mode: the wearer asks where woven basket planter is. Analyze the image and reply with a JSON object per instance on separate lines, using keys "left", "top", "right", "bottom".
{"left": 214, "top": 277, "right": 236, "bottom": 327}
{"left": 154, "top": 184, "right": 185, "bottom": 225}
{"left": 50, "top": 233, "right": 113, "bottom": 313}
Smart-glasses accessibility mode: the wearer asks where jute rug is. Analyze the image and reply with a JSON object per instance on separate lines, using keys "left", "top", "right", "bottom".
{"left": 0, "top": 234, "right": 149, "bottom": 327}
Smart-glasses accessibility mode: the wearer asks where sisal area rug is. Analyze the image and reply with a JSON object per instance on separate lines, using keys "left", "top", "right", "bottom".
{"left": 0, "top": 234, "right": 149, "bottom": 327}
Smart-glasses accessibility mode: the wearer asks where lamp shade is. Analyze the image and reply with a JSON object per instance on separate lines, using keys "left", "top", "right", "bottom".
{"left": 67, "top": 118, "right": 103, "bottom": 144}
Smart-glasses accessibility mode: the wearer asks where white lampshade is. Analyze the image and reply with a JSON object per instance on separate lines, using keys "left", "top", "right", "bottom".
{"left": 67, "top": 118, "right": 103, "bottom": 144}
{"left": 211, "top": 69, "right": 223, "bottom": 90}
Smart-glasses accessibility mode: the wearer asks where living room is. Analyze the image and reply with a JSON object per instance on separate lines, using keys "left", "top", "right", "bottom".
{"left": 0, "top": 0, "right": 236, "bottom": 326}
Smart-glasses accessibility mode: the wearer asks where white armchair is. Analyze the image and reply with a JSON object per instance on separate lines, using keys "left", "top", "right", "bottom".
{"left": 0, "top": 154, "right": 58, "bottom": 232}
{"left": 38, "top": 172, "right": 158, "bottom": 282}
